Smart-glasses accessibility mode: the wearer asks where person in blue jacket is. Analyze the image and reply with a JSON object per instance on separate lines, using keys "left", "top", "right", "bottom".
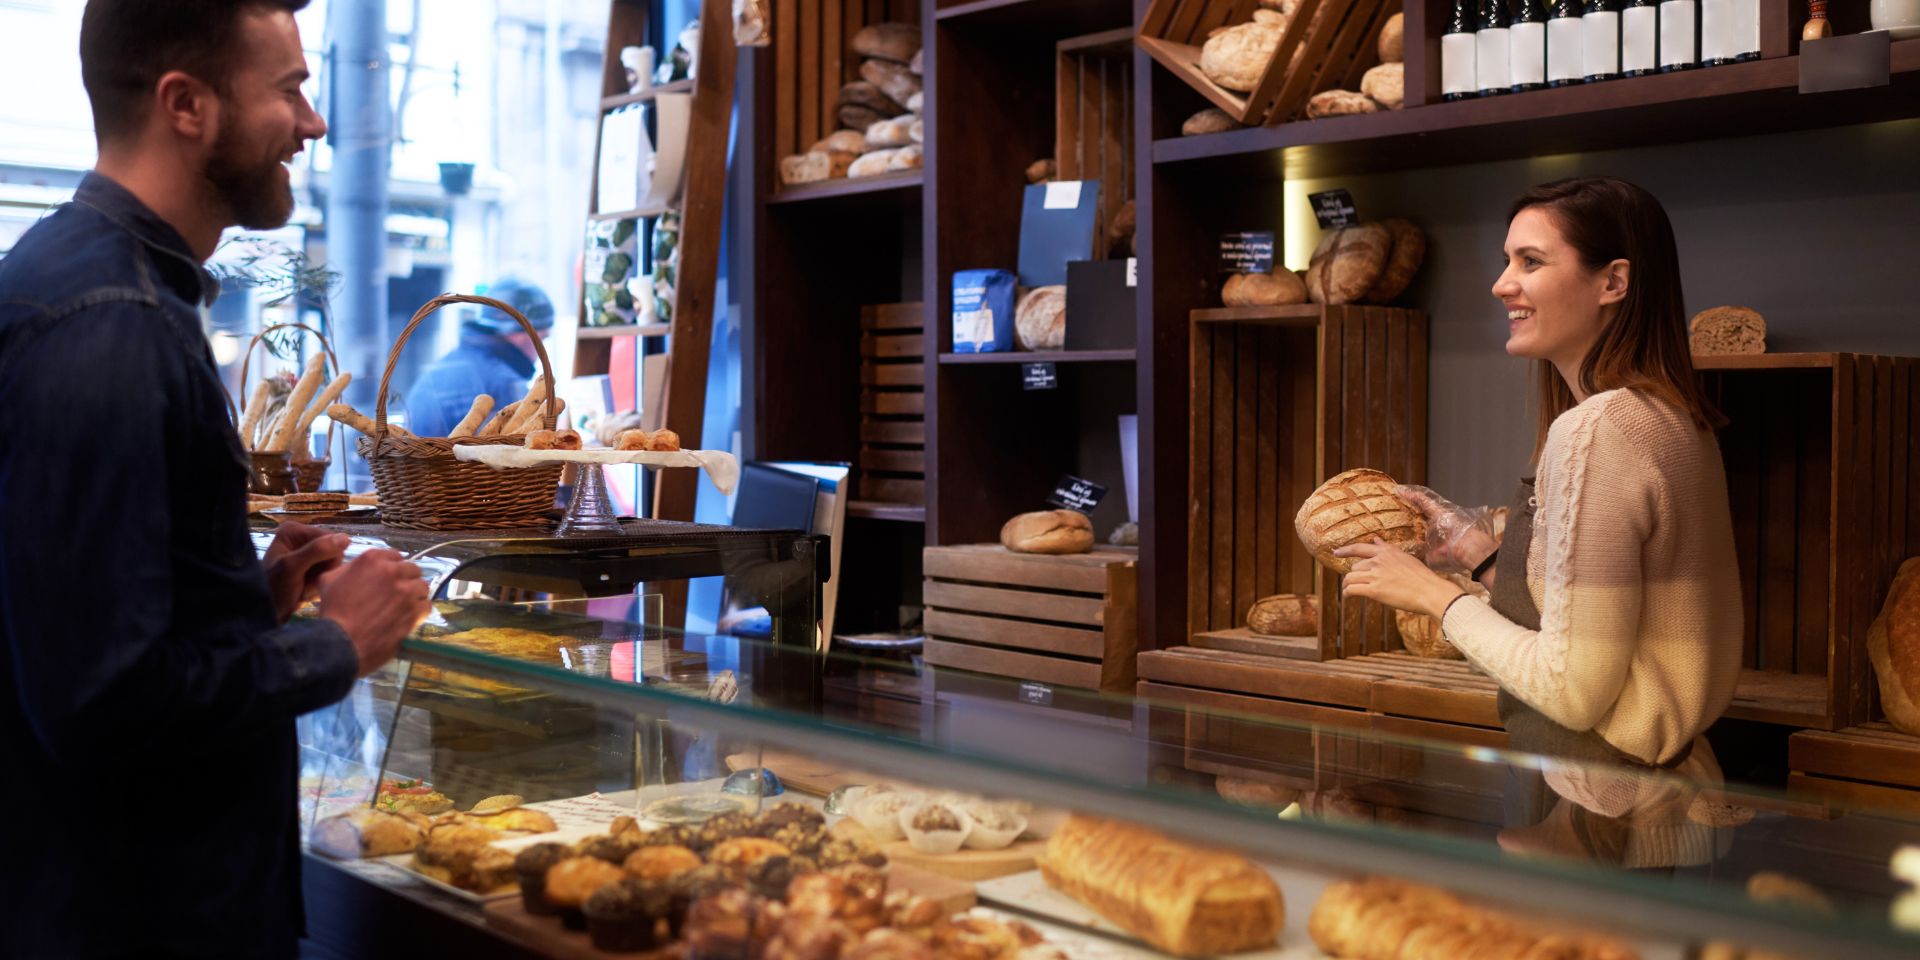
{"left": 0, "top": 2, "right": 431, "bottom": 956}
{"left": 401, "top": 277, "right": 555, "bottom": 436}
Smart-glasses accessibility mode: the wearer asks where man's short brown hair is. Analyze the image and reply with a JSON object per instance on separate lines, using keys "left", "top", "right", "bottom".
{"left": 80, "top": 0, "right": 311, "bottom": 142}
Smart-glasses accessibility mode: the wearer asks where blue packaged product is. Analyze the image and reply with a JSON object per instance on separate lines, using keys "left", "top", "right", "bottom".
{"left": 951, "top": 268, "right": 1017, "bottom": 353}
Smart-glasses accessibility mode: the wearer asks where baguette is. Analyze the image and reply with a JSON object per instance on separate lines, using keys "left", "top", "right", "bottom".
{"left": 267, "top": 353, "right": 328, "bottom": 453}
{"left": 1038, "top": 815, "right": 1284, "bottom": 957}
{"left": 237, "top": 381, "right": 273, "bottom": 451}
{"left": 258, "top": 406, "right": 288, "bottom": 452}
{"left": 448, "top": 394, "right": 495, "bottom": 439}
{"left": 281, "top": 373, "right": 353, "bottom": 454}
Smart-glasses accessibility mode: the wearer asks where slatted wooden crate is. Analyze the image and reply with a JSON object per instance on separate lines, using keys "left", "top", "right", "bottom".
{"left": 1789, "top": 722, "right": 1920, "bottom": 814}
{"left": 1188, "top": 304, "right": 1428, "bottom": 662}
{"left": 922, "top": 544, "right": 1139, "bottom": 693}
{"left": 1700, "top": 352, "right": 1920, "bottom": 729}
{"left": 1056, "top": 29, "right": 1134, "bottom": 253}
{"left": 768, "top": 0, "right": 920, "bottom": 172}
{"left": 858, "top": 301, "right": 926, "bottom": 506}
{"left": 1138, "top": 0, "right": 1395, "bottom": 125}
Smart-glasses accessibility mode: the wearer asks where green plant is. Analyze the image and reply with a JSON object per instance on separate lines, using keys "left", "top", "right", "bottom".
{"left": 209, "top": 236, "right": 342, "bottom": 359}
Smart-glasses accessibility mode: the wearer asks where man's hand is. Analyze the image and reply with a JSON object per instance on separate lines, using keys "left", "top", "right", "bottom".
{"left": 263, "top": 522, "right": 350, "bottom": 623}
{"left": 317, "top": 549, "right": 431, "bottom": 678}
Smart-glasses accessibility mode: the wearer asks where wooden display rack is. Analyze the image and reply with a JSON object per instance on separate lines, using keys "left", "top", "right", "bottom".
{"left": 858, "top": 301, "right": 928, "bottom": 512}
{"left": 1055, "top": 28, "right": 1135, "bottom": 249}
{"left": 922, "top": 544, "right": 1139, "bottom": 693}
{"left": 1789, "top": 722, "right": 1920, "bottom": 815}
{"left": 1138, "top": 0, "right": 1395, "bottom": 125}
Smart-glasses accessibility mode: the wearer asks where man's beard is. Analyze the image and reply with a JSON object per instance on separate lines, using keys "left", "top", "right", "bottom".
{"left": 203, "top": 120, "right": 294, "bottom": 230}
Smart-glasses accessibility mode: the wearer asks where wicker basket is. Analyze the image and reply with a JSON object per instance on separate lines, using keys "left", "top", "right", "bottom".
{"left": 235, "top": 322, "right": 342, "bottom": 492}
{"left": 359, "top": 294, "right": 563, "bottom": 530}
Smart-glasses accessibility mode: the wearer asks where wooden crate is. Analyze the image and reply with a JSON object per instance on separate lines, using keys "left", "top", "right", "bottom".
{"left": 1789, "top": 723, "right": 1920, "bottom": 814}
{"left": 858, "top": 301, "right": 927, "bottom": 507}
{"left": 1700, "top": 353, "right": 1920, "bottom": 729}
{"left": 922, "top": 544, "right": 1139, "bottom": 693}
{"left": 1138, "top": 0, "right": 1395, "bottom": 125}
{"left": 1188, "top": 304, "right": 1428, "bottom": 662}
{"left": 768, "top": 0, "right": 920, "bottom": 174}
{"left": 1056, "top": 29, "right": 1135, "bottom": 252}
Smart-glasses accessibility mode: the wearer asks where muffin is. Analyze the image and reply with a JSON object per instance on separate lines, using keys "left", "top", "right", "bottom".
{"left": 578, "top": 832, "right": 646, "bottom": 865}
{"left": 899, "top": 799, "right": 973, "bottom": 855}
{"left": 623, "top": 843, "right": 704, "bottom": 881}
{"left": 583, "top": 877, "right": 673, "bottom": 952}
{"left": 960, "top": 802, "right": 1027, "bottom": 850}
{"left": 513, "top": 842, "right": 574, "bottom": 916}
{"left": 544, "top": 856, "right": 628, "bottom": 930}
{"left": 850, "top": 791, "right": 919, "bottom": 842}
{"left": 754, "top": 802, "right": 826, "bottom": 837}
{"left": 708, "top": 836, "right": 792, "bottom": 873}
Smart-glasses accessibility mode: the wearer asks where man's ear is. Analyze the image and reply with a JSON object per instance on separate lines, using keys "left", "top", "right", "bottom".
{"left": 1598, "top": 258, "right": 1631, "bottom": 306}
{"left": 152, "top": 70, "right": 219, "bottom": 144}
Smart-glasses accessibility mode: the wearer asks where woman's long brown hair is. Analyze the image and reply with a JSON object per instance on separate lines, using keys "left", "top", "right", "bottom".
{"left": 1512, "top": 176, "right": 1725, "bottom": 463}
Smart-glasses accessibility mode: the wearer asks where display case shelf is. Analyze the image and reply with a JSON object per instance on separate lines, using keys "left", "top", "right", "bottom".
{"left": 1151, "top": 40, "right": 1920, "bottom": 178}
{"left": 768, "top": 170, "right": 924, "bottom": 205}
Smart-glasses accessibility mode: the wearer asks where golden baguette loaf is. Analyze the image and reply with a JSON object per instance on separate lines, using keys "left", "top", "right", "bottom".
{"left": 1309, "top": 876, "right": 1639, "bottom": 960}
{"left": 1295, "top": 468, "right": 1426, "bottom": 574}
{"left": 1037, "top": 815, "right": 1284, "bottom": 957}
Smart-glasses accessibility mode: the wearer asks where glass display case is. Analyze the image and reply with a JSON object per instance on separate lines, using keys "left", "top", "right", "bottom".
{"left": 277, "top": 523, "right": 1920, "bottom": 960}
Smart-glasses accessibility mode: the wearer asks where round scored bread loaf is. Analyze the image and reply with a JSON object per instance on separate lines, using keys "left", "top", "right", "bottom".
{"left": 1015, "top": 285, "right": 1067, "bottom": 351}
{"left": 1295, "top": 468, "right": 1426, "bottom": 574}
{"left": 1868, "top": 557, "right": 1920, "bottom": 737}
{"left": 1305, "top": 223, "right": 1392, "bottom": 305}
{"left": 1363, "top": 218, "right": 1427, "bottom": 304}
{"left": 1688, "top": 305, "right": 1767, "bottom": 356}
{"left": 1247, "top": 593, "right": 1319, "bottom": 637}
{"left": 1200, "top": 20, "right": 1283, "bottom": 93}
{"left": 1223, "top": 269, "right": 1308, "bottom": 307}
{"left": 1001, "top": 509, "right": 1093, "bottom": 555}
{"left": 1394, "top": 607, "right": 1460, "bottom": 659}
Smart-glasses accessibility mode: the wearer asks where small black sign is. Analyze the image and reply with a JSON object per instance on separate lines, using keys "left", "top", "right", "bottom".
{"left": 1219, "top": 231, "right": 1275, "bottom": 274}
{"left": 1022, "top": 361, "right": 1058, "bottom": 390}
{"left": 1310, "top": 188, "right": 1359, "bottom": 229}
{"left": 1046, "top": 474, "right": 1108, "bottom": 513}
{"left": 1019, "top": 682, "right": 1054, "bottom": 706}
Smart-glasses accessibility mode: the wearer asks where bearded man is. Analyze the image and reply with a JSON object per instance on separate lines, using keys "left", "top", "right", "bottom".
{"left": 0, "top": 2, "right": 430, "bottom": 956}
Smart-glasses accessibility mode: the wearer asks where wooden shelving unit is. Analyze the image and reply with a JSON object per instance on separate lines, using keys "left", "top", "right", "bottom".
{"left": 768, "top": 171, "right": 923, "bottom": 204}
{"left": 938, "top": 349, "right": 1136, "bottom": 364}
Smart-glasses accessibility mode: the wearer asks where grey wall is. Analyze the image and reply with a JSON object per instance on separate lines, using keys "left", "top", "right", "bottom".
{"left": 1291, "top": 118, "right": 1920, "bottom": 509}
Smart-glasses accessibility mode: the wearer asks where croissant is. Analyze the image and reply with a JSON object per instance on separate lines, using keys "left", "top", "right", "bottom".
{"left": 1037, "top": 815, "right": 1284, "bottom": 957}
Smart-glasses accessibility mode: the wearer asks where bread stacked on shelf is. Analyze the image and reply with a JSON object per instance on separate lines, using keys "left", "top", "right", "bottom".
{"left": 1000, "top": 510, "right": 1094, "bottom": 555}
{"left": 237, "top": 353, "right": 352, "bottom": 455}
{"left": 1304, "top": 12, "right": 1405, "bottom": 118}
{"left": 1688, "top": 305, "right": 1768, "bottom": 355}
{"left": 1247, "top": 593, "right": 1319, "bottom": 637}
{"left": 1868, "top": 556, "right": 1920, "bottom": 736}
{"left": 780, "top": 23, "right": 924, "bottom": 186}
{"left": 1309, "top": 876, "right": 1640, "bottom": 959}
{"left": 1305, "top": 217, "right": 1427, "bottom": 306}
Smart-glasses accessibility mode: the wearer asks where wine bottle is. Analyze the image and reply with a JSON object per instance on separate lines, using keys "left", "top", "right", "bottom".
{"left": 1477, "top": 0, "right": 1514, "bottom": 96}
{"left": 1443, "top": 0, "right": 1479, "bottom": 100}
{"left": 1513, "top": 0, "right": 1549, "bottom": 90}
{"left": 1622, "top": 0, "right": 1658, "bottom": 77}
{"left": 1548, "top": 0, "right": 1585, "bottom": 85}
{"left": 1659, "top": 0, "right": 1699, "bottom": 70}
{"left": 1733, "top": 0, "right": 1760, "bottom": 59}
{"left": 1582, "top": 0, "right": 1621, "bottom": 81}
{"left": 1700, "top": 0, "right": 1732, "bottom": 64}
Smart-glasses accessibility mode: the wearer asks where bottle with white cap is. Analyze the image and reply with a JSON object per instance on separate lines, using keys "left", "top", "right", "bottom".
{"left": 1513, "top": 0, "right": 1550, "bottom": 91}
{"left": 1548, "top": 0, "right": 1585, "bottom": 85}
{"left": 1582, "top": 0, "right": 1622, "bottom": 81}
{"left": 1444, "top": 0, "right": 1480, "bottom": 100}
{"left": 1659, "top": 0, "right": 1699, "bottom": 70}
{"left": 1622, "top": 0, "right": 1658, "bottom": 77}
{"left": 1477, "top": 0, "right": 1515, "bottom": 96}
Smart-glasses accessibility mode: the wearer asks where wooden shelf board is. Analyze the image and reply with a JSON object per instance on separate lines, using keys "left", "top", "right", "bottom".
{"left": 1726, "top": 669, "right": 1831, "bottom": 727}
{"left": 1057, "top": 26, "right": 1136, "bottom": 55}
{"left": 1692, "top": 352, "right": 1840, "bottom": 370}
{"left": 938, "top": 349, "right": 1136, "bottom": 364}
{"left": 1191, "top": 627, "right": 1323, "bottom": 661}
{"left": 1190, "top": 304, "right": 1324, "bottom": 326}
{"left": 599, "top": 78, "right": 697, "bottom": 111}
{"left": 932, "top": 0, "right": 1133, "bottom": 34}
{"left": 847, "top": 500, "right": 927, "bottom": 522}
{"left": 1152, "top": 42, "right": 1920, "bottom": 178}
{"left": 588, "top": 204, "right": 668, "bottom": 222}
{"left": 576, "top": 323, "right": 672, "bottom": 340}
{"left": 768, "top": 170, "right": 924, "bottom": 205}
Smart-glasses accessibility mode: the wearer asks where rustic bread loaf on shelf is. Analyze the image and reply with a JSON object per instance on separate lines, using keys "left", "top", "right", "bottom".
{"left": 1248, "top": 593, "right": 1319, "bottom": 636}
{"left": 1306, "top": 89, "right": 1380, "bottom": 118}
{"left": 1200, "top": 19, "right": 1284, "bottom": 93}
{"left": 851, "top": 21, "right": 919, "bottom": 63}
{"left": 1001, "top": 509, "right": 1093, "bottom": 555}
{"left": 860, "top": 58, "right": 922, "bottom": 107}
{"left": 1869, "top": 557, "right": 1920, "bottom": 736}
{"left": 1689, "top": 305, "right": 1768, "bottom": 355}
{"left": 1182, "top": 107, "right": 1246, "bottom": 136}
{"left": 838, "top": 80, "right": 906, "bottom": 118}
{"left": 1039, "top": 815, "right": 1286, "bottom": 957}
{"left": 1305, "top": 222, "right": 1392, "bottom": 305}
{"left": 1361, "top": 62, "right": 1404, "bottom": 109}
{"left": 1364, "top": 218, "right": 1427, "bottom": 303}
{"left": 1379, "top": 12, "right": 1405, "bottom": 62}
{"left": 779, "top": 152, "right": 834, "bottom": 185}
{"left": 1222, "top": 269, "right": 1308, "bottom": 306}
{"left": 1015, "top": 285, "right": 1067, "bottom": 351}
{"left": 1296, "top": 468, "right": 1426, "bottom": 574}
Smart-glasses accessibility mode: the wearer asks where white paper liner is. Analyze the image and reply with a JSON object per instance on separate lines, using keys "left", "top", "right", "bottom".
{"left": 850, "top": 791, "right": 920, "bottom": 842}
{"left": 959, "top": 802, "right": 1027, "bottom": 850}
{"left": 899, "top": 799, "right": 974, "bottom": 854}
{"left": 452, "top": 444, "right": 741, "bottom": 495}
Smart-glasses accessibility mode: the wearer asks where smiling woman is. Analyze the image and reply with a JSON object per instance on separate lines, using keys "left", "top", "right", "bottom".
{"left": 1336, "top": 177, "right": 1744, "bottom": 809}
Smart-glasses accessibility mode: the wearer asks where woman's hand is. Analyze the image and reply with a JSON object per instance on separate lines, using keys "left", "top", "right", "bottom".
{"left": 1334, "top": 537, "right": 1467, "bottom": 620}
{"left": 1397, "top": 484, "right": 1500, "bottom": 576}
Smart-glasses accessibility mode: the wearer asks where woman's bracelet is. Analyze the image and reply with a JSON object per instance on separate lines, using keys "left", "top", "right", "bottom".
{"left": 1471, "top": 548, "right": 1499, "bottom": 582}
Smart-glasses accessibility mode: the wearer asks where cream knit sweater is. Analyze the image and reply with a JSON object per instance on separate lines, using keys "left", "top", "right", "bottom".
{"left": 1441, "top": 388, "right": 1744, "bottom": 765}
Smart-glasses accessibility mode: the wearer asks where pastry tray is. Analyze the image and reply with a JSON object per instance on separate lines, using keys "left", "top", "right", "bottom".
{"left": 975, "top": 869, "right": 1684, "bottom": 959}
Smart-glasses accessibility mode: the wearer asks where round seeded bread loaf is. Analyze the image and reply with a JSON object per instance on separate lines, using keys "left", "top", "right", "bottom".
{"left": 1200, "top": 20, "right": 1283, "bottom": 93}
{"left": 1223, "top": 270, "right": 1309, "bottom": 307}
{"left": 1363, "top": 218, "right": 1426, "bottom": 304}
{"left": 1395, "top": 608, "right": 1459, "bottom": 659}
{"left": 1295, "top": 468, "right": 1426, "bottom": 574}
{"left": 1001, "top": 510, "right": 1093, "bottom": 555}
{"left": 1015, "top": 285, "right": 1067, "bottom": 351}
{"left": 1247, "top": 594, "right": 1320, "bottom": 637}
{"left": 1306, "top": 223, "right": 1392, "bottom": 305}
{"left": 1688, "top": 305, "right": 1767, "bottom": 355}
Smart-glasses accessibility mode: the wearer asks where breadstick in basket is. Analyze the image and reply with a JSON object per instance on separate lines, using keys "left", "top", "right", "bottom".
{"left": 277, "top": 372, "right": 352, "bottom": 454}
{"left": 237, "top": 381, "right": 273, "bottom": 451}
{"left": 479, "top": 401, "right": 519, "bottom": 437}
{"left": 267, "top": 353, "right": 327, "bottom": 453}
{"left": 326, "top": 403, "right": 412, "bottom": 438}
{"left": 503, "top": 380, "right": 551, "bottom": 435}
{"left": 448, "top": 394, "right": 495, "bottom": 439}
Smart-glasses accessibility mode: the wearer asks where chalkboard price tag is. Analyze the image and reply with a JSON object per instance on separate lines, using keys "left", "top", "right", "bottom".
{"left": 1219, "top": 231, "right": 1276, "bottom": 274}
{"left": 1046, "top": 474, "right": 1108, "bottom": 513}
{"left": 1019, "top": 682, "right": 1054, "bottom": 706}
{"left": 1310, "top": 188, "right": 1359, "bottom": 228}
{"left": 1022, "top": 362, "right": 1058, "bottom": 390}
